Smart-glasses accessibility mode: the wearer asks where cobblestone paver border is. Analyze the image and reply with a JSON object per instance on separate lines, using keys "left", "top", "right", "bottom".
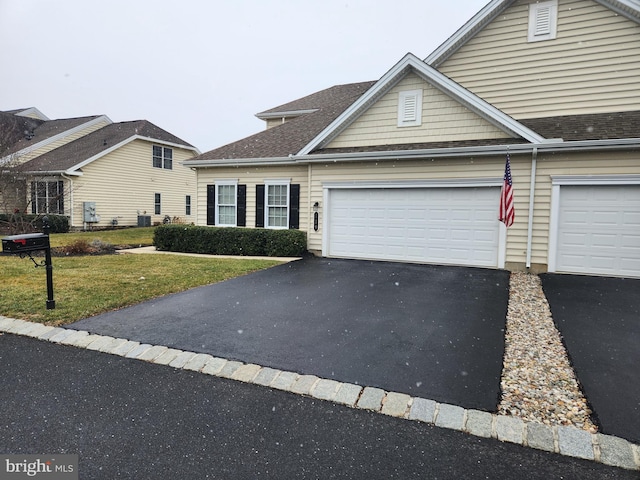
{"left": 1, "top": 315, "right": 638, "bottom": 472}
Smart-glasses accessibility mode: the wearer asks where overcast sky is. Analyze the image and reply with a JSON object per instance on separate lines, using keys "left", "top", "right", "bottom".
{"left": 1, "top": 0, "right": 488, "bottom": 153}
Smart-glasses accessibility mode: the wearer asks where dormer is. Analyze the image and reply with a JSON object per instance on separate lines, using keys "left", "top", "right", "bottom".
{"left": 255, "top": 108, "right": 319, "bottom": 129}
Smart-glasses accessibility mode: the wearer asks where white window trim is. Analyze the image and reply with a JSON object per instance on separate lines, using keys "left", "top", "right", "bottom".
{"left": 397, "top": 89, "right": 423, "bottom": 127}
{"left": 153, "top": 145, "right": 173, "bottom": 169}
{"left": 528, "top": 0, "right": 558, "bottom": 43}
{"left": 321, "top": 179, "right": 506, "bottom": 268}
{"left": 265, "top": 179, "right": 290, "bottom": 229}
{"left": 215, "top": 179, "right": 238, "bottom": 227}
{"left": 547, "top": 175, "right": 640, "bottom": 272}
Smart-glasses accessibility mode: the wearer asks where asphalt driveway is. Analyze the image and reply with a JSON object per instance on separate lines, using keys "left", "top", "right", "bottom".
{"left": 71, "top": 257, "right": 510, "bottom": 411}
{"left": 540, "top": 273, "right": 640, "bottom": 444}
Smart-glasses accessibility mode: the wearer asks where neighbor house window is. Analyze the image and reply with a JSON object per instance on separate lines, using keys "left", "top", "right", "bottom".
{"left": 398, "top": 89, "right": 423, "bottom": 127}
{"left": 185, "top": 195, "right": 192, "bottom": 216}
{"left": 153, "top": 145, "right": 173, "bottom": 169}
{"left": 31, "top": 180, "right": 64, "bottom": 214}
{"left": 154, "top": 193, "right": 161, "bottom": 215}
{"left": 528, "top": 0, "right": 558, "bottom": 42}
{"left": 266, "top": 181, "right": 289, "bottom": 228}
{"left": 216, "top": 181, "right": 237, "bottom": 226}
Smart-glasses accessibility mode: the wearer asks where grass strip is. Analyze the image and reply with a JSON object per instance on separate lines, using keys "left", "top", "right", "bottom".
{"left": 0, "top": 254, "right": 281, "bottom": 326}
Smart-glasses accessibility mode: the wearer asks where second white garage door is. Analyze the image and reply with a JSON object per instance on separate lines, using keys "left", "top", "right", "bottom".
{"left": 326, "top": 187, "right": 501, "bottom": 267}
{"left": 554, "top": 185, "right": 640, "bottom": 278}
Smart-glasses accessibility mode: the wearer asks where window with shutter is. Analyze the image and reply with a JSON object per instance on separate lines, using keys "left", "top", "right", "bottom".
{"left": 528, "top": 0, "right": 557, "bottom": 42}
{"left": 397, "top": 90, "right": 422, "bottom": 127}
{"left": 215, "top": 180, "right": 238, "bottom": 226}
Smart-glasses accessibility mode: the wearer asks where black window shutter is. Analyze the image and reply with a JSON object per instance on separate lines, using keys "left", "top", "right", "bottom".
{"left": 237, "top": 185, "right": 246, "bottom": 227}
{"left": 206, "top": 184, "right": 216, "bottom": 225}
{"left": 255, "top": 184, "right": 265, "bottom": 227}
{"left": 289, "top": 184, "right": 300, "bottom": 229}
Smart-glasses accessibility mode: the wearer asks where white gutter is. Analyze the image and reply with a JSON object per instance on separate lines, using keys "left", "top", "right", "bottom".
{"left": 183, "top": 156, "right": 298, "bottom": 168}
{"left": 298, "top": 138, "right": 640, "bottom": 163}
{"left": 183, "top": 137, "right": 640, "bottom": 168}
{"left": 525, "top": 148, "right": 537, "bottom": 269}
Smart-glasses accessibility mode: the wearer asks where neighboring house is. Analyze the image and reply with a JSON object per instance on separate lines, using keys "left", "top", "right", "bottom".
{"left": 185, "top": 0, "right": 640, "bottom": 279}
{"left": 0, "top": 108, "right": 199, "bottom": 228}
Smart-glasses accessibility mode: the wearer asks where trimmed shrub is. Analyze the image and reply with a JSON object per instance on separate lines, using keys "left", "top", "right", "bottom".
{"left": 154, "top": 225, "right": 306, "bottom": 257}
{"left": 0, "top": 214, "right": 69, "bottom": 234}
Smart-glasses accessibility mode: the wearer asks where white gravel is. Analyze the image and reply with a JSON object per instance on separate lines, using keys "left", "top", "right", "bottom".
{"left": 499, "top": 272, "right": 597, "bottom": 433}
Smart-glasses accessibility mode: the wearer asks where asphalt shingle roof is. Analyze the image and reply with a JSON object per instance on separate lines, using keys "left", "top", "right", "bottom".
{"left": 17, "top": 120, "right": 195, "bottom": 173}
{"left": 0, "top": 113, "right": 102, "bottom": 158}
{"left": 193, "top": 99, "right": 640, "bottom": 161}
{"left": 192, "top": 82, "right": 376, "bottom": 161}
{"left": 520, "top": 111, "right": 640, "bottom": 141}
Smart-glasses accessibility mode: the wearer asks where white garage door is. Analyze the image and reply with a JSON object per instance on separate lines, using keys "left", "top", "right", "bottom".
{"left": 326, "top": 187, "right": 501, "bottom": 267}
{"left": 556, "top": 185, "right": 640, "bottom": 278}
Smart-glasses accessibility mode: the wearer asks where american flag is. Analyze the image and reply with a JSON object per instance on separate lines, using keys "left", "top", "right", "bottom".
{"left": 499, "top": 153, "right": 515, "bottom": 227}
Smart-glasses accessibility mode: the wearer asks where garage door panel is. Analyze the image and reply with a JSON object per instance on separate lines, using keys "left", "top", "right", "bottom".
{"left": 556, "top": 185, "right": 640, "bottom": 278}
{"left": 327, "top": 187, "right": 500, "bottom": 267}
{"left": 623, "top": 212, "right": 640, "bottom": 225}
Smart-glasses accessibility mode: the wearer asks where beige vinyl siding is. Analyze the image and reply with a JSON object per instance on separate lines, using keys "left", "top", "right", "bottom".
{"left": 306, "top": 156, "right": 529, "bottom": 261}
{"left": 69, "top": 139, "right": 196, "bottom": 227}
{"left": 528, "top": 150, "right": 640, "bottom": 267}
{"left": 326, "top": 73, "right": 511, "bottom": 149}
{"left": 437, "top": 0, "right": 640, "bottom": 118}
{"left": 18, "top": 118, "right": 112, "bottom": 163}
{"left": 195, "top": 165, "right": 308, "bottom": 230}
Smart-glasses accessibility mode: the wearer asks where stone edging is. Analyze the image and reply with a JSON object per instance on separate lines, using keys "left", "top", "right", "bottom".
{"left": 1, "top": 316, "right": 638, "bottom": 471}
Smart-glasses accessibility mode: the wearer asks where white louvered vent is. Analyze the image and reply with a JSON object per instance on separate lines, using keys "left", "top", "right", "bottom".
{"left": 534, "top": 6, "right": 552, "bottom": 35}
{"left": 528, "top": 0, "right": 558, "bottom": 42}
{"left": 398, "top": 90, "right": 423, "bottom": 127}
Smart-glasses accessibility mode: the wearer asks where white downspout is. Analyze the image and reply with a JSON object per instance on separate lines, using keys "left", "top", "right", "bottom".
{"left": 525, "top": 148, "right": 537, "bottom": 269}
{"left": 61, "top": 173, "right": 74, "bottom": 227}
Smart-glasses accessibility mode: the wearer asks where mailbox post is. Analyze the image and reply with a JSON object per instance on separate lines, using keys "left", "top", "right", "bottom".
{"left": 1, "top": 217, "right": 55, "bottom": 309}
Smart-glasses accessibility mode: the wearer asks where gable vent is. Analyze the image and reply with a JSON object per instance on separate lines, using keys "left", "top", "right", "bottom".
{"left": 398, "top": 89, "right": 423, "bottom": 127}
{"left": 528, "top": 0, "right": 557, "bottom": 42}
{"left": 534, "top": 6, "right": 552, "bottom": 35}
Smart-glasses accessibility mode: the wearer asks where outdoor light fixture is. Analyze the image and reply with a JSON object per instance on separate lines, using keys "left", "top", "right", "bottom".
{"left": 313, "top": 202, "right": 319, "bottom": 231}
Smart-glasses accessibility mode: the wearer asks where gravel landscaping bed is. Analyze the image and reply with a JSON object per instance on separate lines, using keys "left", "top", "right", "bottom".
{"left": 499, "top": 272, "right": 597, "bottom": 433}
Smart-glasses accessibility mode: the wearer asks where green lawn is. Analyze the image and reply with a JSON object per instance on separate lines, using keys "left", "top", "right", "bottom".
{"left": 48, "top": 227, "right": 156, "bottom": 248}
{"left": 1, "top": 228, "right": 282, "bottom": 326}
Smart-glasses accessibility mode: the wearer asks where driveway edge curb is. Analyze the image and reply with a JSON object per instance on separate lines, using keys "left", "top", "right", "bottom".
{"left": 1, "top": 316, "right": 638, "bottom": 472}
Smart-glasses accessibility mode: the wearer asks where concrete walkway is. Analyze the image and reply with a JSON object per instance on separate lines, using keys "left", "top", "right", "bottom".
{"left": 1, "top": 315, "right": 638, "bottom": 471}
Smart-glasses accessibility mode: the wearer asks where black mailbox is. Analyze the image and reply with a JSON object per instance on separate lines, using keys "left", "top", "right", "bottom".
{"left": 2, "top": 233, "right": 50, "bottom": 254}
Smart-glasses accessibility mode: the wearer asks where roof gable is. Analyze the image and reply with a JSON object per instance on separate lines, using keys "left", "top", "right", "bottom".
{"left": 425, "top": 0, "right": 640, "bottom": 67}
{"left": 1, "top": 114, "right": 110, "bottom": 160}
{"left": 18, "top": 120, "right": 199, "bottom": 174}
{"left": 297, "top": 53, "right": 547, "bottom": 155}
{"left": 325, "top": 71, "right": 514, "bottom": 150}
